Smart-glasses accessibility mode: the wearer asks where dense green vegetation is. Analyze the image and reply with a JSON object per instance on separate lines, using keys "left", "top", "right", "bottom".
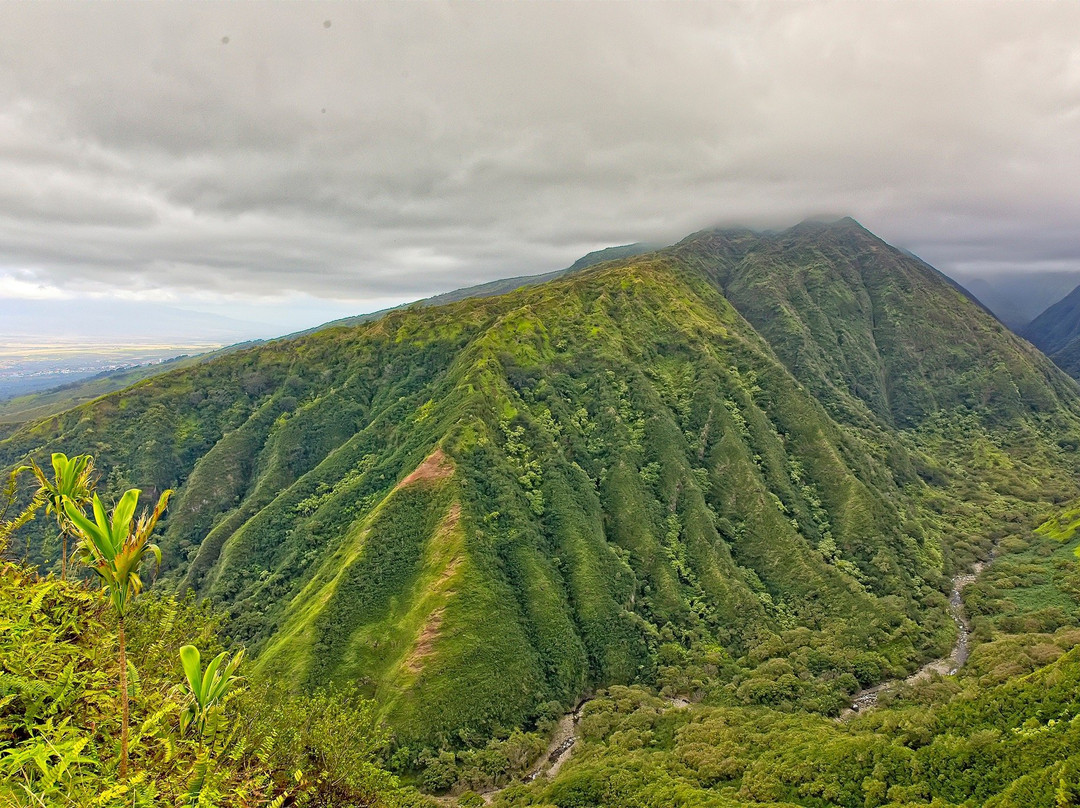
{"left": 489, "top": 646, "right": 1080, "bottom": 807}
{"left": 0, "top": 560, "right": 432, "bottom": 806}
{"left": 491, "top": 501, "right": 1080, "bottom": 807}
{"left": 3, "top": 219, "right": 1080, "bottom": 803}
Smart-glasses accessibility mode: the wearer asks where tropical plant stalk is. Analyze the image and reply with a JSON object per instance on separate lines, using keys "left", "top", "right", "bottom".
{"left": 65, "top": 486, "right": 171, "bottom": 779}
{"left": 22, "top": 453, "right": 94, "bottom": 579}
{"left": 118, "top": 615, "right": 129, "bottom": 778}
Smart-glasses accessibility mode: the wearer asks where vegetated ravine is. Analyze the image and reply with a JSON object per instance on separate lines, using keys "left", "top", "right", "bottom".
{"left": 841, "top": 561, "right": 986, "bottom": 719}
{"left": 475, "top": 561, "right": 987, "bottom": 802}
{"left": 4, "top": 217, "right": 1080, "bottom": 790}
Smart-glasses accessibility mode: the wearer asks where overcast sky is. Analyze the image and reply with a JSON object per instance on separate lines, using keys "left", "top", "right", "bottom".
{"left": 2, "top": 1, "right": 1079, "bottom": 336}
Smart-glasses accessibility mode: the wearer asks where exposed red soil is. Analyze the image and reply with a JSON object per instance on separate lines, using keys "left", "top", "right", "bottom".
{"left": 396, "top": 447, "right": 454, "bottom": 489}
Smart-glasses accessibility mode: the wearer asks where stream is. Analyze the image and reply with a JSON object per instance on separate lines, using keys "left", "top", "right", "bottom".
{"left": 475, "top": 697, "right": 691, "bottom": 804}
{"left": 839, "top": 561, "right": 985, "bottom": 720}
{"left": 472, "top": 564, "right": 985, "bottom": 802}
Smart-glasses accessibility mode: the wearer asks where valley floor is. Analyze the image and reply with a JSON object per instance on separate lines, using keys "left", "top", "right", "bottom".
{"left": 839, "top": 562, "right": 984, "bottom": 720}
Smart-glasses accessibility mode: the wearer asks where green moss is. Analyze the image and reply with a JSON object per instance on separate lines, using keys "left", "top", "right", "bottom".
{"left": 1036, "top": 502, "right": 1080, "bottom": 543}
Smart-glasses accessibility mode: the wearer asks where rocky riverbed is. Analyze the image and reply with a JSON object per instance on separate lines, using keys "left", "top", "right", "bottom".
{"left": 839, "top": 561, "right": 985, "bottom": 720}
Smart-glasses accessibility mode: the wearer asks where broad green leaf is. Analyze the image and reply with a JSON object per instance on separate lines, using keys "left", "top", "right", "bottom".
{"left": 180, "top": 645, "right": 204, "bottom": 700}
{"left": 110, "top": 490, "right": 140, "bottom": 546}
{"left": 91, "top": 495, "right": 108, "bottom": 534}
{"left": 63, "top": 502, "right": 106, "bottom": 555}
{"left": 50, "top": 453, "right": 67, "bottom": 485}
{"left": 200, "top": 653, "right": 227, "bottom": 704}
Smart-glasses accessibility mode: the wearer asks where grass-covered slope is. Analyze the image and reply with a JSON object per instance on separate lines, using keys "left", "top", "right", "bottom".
{"left": 679, "top": 218, "right": 1079, "bottom": 429}
{"left": 4, "top": 221, "right": 1080, "bottom": 750}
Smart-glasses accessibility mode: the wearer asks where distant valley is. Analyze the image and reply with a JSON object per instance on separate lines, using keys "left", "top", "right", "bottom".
{"left": 5, "top": 220, "right": 1080, "bottom": 805}
{"left": 947, "top": 269, "right": 1080, "bottom": 331}
{"left": 0, "top": 340, "right": 221, "bottom": 400}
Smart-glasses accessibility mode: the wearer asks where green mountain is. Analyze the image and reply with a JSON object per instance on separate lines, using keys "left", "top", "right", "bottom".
{"left": 1024, "top": 282, "right": 1080, "bottom": 379}
{"left": 679, "top": 218, "right": 1070, "bottom": 427}
{"left": 3, "top": 219, "right": 1079, "bottom": 754}
{"left": 0, "top": 244, "right": 660, "bottom": 431}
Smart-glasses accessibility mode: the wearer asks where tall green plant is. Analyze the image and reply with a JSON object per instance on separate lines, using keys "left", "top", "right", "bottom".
{"left": 179, "top": 645, "right": 245, "bottom": 741}
{"left": 64, "top": 488, "right": 172, "bottom": 779}
{"left": 22, "top": 452, "right": 94, "bottom": 579}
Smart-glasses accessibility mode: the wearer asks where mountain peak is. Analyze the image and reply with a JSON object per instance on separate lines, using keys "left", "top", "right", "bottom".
{"left": 781, "top": 216, "right": 878, "bottom": 243}
{"left": 679, "top": 216, "right": 876, "bottom": 251}
{"left": 673, "top": 217, "right": 1070, "bottom": 428}
{"left": 792, "top": 214, "right": 862, "bottom": 229}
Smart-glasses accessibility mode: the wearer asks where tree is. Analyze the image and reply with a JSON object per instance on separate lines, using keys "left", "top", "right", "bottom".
{"left": 64, "top": 487, "right": 172, "bottom": 778}
{"left": 22, "top": 453, "right": 94, "bottom": 579}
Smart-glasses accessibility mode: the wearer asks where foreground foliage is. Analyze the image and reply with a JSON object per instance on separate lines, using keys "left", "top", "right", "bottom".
{"left": 0, "top": 561, "right": 431, "bottom": 807}
{"left": 22, "top": 451, "right": 94, "bottom": 580}
{"left": 65, "top": 486, "right": 171, "bottom": 777}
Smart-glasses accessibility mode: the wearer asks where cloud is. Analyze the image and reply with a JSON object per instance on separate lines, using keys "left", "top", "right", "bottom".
{"left": 0, "top": 1, "right": 1078, "bottom": 322}
{"left": 0, "top": 273, "right": 71, "bottom": 301}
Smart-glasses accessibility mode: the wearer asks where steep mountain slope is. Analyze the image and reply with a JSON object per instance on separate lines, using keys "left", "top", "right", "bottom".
{"left": 1024, "top": 282, "right": 1080, "bottom": 379}
{"left": 679, "top": 219, "right": 1076, "bottom": 429}
{"left": 4, "top": 221, "right": 1080, "bottom": 750}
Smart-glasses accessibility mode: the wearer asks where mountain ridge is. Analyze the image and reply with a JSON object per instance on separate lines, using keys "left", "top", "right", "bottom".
{"left": 284, "top": 241, "right": 661, "bottom": 339}
{"left": 3, "top": 218, "right": 1079, "bottom": 750}
{"left": 0, "top": 243, "right": 661, "bottom": 426}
